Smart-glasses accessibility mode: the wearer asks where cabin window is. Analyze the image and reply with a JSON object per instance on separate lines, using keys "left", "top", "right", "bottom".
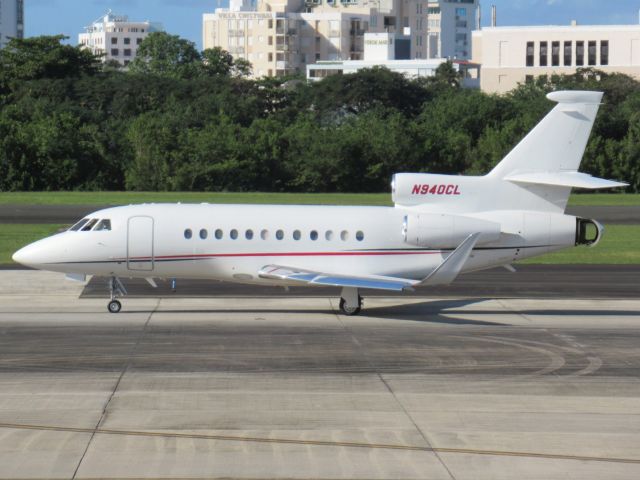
{"left": 293, "top": 230, "right": 301, "bottom": 241}
{"left": 215, "top": 229, "right": 223, "bottom": 239}
{"left": 230, "top": 229, "right": 238, "bottom": 240}
{"left": 69, "top": 219, "right": 90, "bottom": 231}
{"left": 199, "top": 229, "right": 208, "bottom": 240}
{"left": 276, "top": 229, "right": 284, "bottom": 240}
{"left": 325, "top": 230, "right": 334, "bottom": 241}
{"left": 340, "top": 230, "right": 349, "bottom": 241}
{"left": 246, "top": 229, "right": 254, "bottom": 240}
{"left": 184, "top": 229, "right": 192, "bottom": 239}
{"left": 310, "top": 230, "right": 318, "bottom": 241}
{"left": 82, "top": 219, "right": 98, "bottom": 231}
{"left": 261, "top": 229, "right": 269, "bottom": 240}
{"left": 95, "top": 219, "right": 112, "bottom": 231}
{"left": 356, "top": 231, "right": 364, "bottom": 241}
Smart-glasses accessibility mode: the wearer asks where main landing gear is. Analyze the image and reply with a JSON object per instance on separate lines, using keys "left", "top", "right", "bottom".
{"left": 107, "top": 276, "right": 127, "bottom": 314}
{"left": 339, "top": 287, "right": 362, "bottom": 316}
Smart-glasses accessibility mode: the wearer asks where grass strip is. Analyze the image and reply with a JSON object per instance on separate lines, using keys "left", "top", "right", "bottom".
{"left": 0, "top": 192, "right": 637, "bottom": 207}
{"left": 0, "top": 224, "right": 64, "bottom": 264}
{"left": 522, "top": 225, "right": 639, "bottom": 264}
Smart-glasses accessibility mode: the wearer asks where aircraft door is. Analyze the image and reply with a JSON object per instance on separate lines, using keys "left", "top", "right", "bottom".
{"left": 127, "top": 216, "right": 154, "bottom": 271}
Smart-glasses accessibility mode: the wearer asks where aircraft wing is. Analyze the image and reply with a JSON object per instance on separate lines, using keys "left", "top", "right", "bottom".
{"left": 258, "top": 265, "right": 417, "bottom": 292}
{"left": 258, "top": 233, "right": 482, "bottom": 291}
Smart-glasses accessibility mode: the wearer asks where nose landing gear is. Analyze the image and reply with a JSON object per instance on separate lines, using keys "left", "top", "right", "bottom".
{"left": 107, "top": 276, "right": 127, "bottom": 314}
{"left": 108, "top": 299, "right": 122, "bottom": 313}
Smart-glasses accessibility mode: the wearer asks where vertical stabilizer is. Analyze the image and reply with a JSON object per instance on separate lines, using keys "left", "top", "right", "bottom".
{"left": 489, "top": 91, "right": 603, "bottom": 180}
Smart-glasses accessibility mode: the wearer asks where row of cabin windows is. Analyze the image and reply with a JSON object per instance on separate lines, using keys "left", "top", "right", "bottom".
{"left": 184, "top": 228, "right": 365, "bottom": 242}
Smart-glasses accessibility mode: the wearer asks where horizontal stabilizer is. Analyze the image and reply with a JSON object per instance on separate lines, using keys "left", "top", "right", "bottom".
{"left": 419, "top": 233, "right": 481, "bottom": 287}
{"left": 506, "top": 172, "right": 628, "bottom": 190}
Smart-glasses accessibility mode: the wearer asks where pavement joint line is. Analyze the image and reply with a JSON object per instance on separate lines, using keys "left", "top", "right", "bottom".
{"left": 70, "top": 299, "right": 159, "bottom": 480}
{"left": 331, "top": 299, "right": 457, "bottom": 480}
{"left": 1, "top": 422, "right": 639, "bottom": 465}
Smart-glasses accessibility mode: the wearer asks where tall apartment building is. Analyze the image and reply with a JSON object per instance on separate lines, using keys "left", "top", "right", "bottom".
{"left": 473, "top": 24, "right": 640, "bottom": 93}
{"left": 0, "top": 0, "right": 24, "bottom": 49}
{"left": 79, "top": 12, "right": 163, "bottom": 67}
{"left": 203, "top": 0, "right": 477, "bottom": 78}
{"left": 426, "top": 0, "right": 478, "bottom": 60}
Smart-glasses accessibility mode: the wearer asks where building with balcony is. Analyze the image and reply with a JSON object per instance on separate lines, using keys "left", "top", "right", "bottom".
{"left": 79, "top": 11, "right": 163, "bottom": 67}
{"left": 203, "top": 0, "right": 476, "bottom": 78}
{"left": 0, "top": 0, "right": 24, "bottom": 49}
{"left": 426, "top": 0, "right": 478, "bottom": 60}
{"left": 472, "top": 23, "right": 640, "bottom": 93}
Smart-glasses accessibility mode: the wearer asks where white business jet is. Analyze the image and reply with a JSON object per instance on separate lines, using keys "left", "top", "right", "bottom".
{"left": 13, "top": 91, "right": 627, "bottom": 315}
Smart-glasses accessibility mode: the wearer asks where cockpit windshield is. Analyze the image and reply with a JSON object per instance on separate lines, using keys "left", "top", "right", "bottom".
{"left": 94, "top": 219, "right": 112, "bottom": 231}
{"left": 69, "top": 218, "right": 90, "bottom": 231}
{"left": 68, "top": 218, "right": 112, "bottom": 232}
{"left": 82, "top": 219, "right": 99, "bottom": 231}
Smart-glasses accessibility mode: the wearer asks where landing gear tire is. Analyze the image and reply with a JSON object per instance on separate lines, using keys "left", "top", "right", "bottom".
{"left": 339, "top": 296, "right": 362, "bottom": 316}
{"left": 108, "top": 300, "right": 122, "bottom": 314}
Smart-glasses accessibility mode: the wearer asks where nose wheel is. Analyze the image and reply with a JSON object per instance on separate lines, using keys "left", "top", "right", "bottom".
{"left": 108, "top": 300, "right": 122, "bottom": 314}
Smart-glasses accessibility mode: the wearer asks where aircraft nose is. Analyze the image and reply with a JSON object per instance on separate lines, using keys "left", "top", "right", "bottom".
{"left": 12, "top": 236, "right": 62, "bottom": 268}
{"left": 12, "top": 244, "right": 36, "bottom": 266}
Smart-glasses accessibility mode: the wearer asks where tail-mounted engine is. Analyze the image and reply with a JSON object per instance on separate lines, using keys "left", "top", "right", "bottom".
{"left": 575, "top": 218, "right": 604, "bottom": 247}
{"left": 402, "top": 213, "right": 501, "bottom": 249}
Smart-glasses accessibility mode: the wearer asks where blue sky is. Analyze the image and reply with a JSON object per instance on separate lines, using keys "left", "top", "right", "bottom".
{"left": 26, "top": 0, "right": 640, "bottom": 51}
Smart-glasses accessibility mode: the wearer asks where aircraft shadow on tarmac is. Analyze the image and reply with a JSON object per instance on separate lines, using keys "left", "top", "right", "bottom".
{"left": 120, "top": 294, "right": 640, "bottom": 327}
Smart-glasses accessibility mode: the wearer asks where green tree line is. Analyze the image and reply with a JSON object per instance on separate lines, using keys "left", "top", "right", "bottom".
{"left": 0, "top": 34, "right": 638, "bottom": 192}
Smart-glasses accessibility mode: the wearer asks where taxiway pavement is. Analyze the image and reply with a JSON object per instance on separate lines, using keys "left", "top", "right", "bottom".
{"left": 0, "top": 270, "right": 639, "bottom": 479}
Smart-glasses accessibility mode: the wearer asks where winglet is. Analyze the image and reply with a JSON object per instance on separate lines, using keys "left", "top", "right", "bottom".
{"left": 419, "top": 233, "right": 481, "bottom": 287}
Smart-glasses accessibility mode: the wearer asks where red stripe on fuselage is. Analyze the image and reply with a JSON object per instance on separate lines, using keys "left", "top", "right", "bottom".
{"left": 127, "top": 251, "right": 443, "bottom": 261}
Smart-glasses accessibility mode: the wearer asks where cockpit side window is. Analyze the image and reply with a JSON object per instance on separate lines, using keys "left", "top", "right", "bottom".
{"left": 69, "top": 218, "right": 90, "bottom": 231}
{"left": 94, "top": 219, "right": 112, "bottom": 231}
{"left": 81, "top": 219, "right": 99, "bottom": 231}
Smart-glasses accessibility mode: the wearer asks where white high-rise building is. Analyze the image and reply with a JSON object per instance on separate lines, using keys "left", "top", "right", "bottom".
{"left": 0, "top": 0, "right": 24, "bottom": 49}
{"left": 203, "top": 0, "right": 477, "bottom": 78}
{"left": 79, "top": 12, "right": 163, "bottom": 67}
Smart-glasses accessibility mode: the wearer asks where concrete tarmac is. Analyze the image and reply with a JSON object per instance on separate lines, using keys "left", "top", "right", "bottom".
{"left": 1, "top": 271, "right": 640, "bottom": 479}
{"left": 0, "top": 204, "right": 639, "bottom": 224}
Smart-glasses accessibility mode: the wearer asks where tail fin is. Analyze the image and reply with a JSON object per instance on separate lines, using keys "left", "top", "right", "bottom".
{"left": 488, "top": 90, "right": 627, "bottom": 210}
{"left": 392, "top": 91, "right": 627, "bottom": 214}
{"left": 489, "top": 91, "right": 603, "bottom": 178}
